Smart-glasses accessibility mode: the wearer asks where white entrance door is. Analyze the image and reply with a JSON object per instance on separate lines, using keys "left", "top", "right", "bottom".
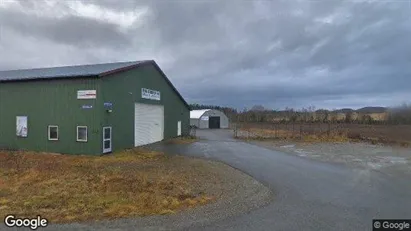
{"left": 103, "top": 127, "right": 112, "bottom": 153}
{"left": 177, "top": 121, "right": 182, "bottom": 136}
{"left": 134, "top": 103, "right": 164, "bottom": 146}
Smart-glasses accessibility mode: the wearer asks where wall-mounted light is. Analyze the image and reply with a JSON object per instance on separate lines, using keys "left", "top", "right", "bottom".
{"left": 104, "top": 102, "right": 113, "bottom": 113}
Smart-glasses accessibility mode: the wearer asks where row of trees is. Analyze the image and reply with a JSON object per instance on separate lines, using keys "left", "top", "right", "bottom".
{"left": 387, "top": 104, "right": 411, "bottom": 124}
{"left": 189, "top": 103, "right": 411, "bottom": 125}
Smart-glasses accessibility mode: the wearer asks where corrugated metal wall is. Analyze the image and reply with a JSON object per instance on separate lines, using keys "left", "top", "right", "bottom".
{"left": 0, "top": 78, "right": 102, "bottom": 154}
{"left": 0, "top": 63, "right": 189, "bottom": 155}
{"left": 196, "top": 110, "right": 230, "bottom": 129}
{"left": 101, "top": 64, "right": 190, "bottom": 153}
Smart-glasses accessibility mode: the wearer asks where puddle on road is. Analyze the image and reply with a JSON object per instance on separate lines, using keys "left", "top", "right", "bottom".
{"left": 281, "top": 144, "right": 296, "bottom": 148}
{"left": 295, "top": 149, "right": 313, "bottom": 157}
{"left": 375, "top": 156, "right": 408, "bottom": 164}
{"left": 366, "top": 162, "right": 385, "bottom": 170}
{"left": 364, "top": 156, "right": 408, "bottom": 170}
{"left": 266, "top": 142, "right": 410, "bottom": 173}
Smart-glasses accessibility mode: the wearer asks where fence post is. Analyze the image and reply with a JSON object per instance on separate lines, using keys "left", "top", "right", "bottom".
{"left": 328, "top": 122, "right": 331, "bottom": 137}
{"left": 309, "top": 122, "right": 311, "bottom": 135}
{"left": 260, "top": 123, "right": 263, "bottom": 139}
{"left": 300, "top": 123, "right": 302, "bottom": 139}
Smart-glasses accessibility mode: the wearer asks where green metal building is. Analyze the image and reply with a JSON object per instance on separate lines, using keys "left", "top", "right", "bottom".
{"left": 0, "top": 60, "right": 190, "bottom": 155}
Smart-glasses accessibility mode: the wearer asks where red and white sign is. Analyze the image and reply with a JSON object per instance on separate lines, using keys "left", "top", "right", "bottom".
{"left": 77, "top": 90, "right": 97, "bottom": 99}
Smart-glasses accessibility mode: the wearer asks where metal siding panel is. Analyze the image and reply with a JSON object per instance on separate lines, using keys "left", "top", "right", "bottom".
{"left": 220, "top": 112, "right": 230, "bottom": 128}
{"left": 199, "top": 118, "right": 209, "bottom": 129}
{"left": 198, "top": 110, "right": 230, "bottom": 129}
{"left": 101, "top": 64, "right": 189, "bottom": 152}
{"left": 0, "top": 78, "right": 102, "bottom": 155}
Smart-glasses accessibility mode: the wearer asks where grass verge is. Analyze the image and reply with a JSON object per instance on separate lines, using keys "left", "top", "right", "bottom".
{"left": 0, "top": 148, "right": 214, "bottom": 223}
{"left": 237, "top": 128, "right": 411, "bottom": 147}
{"left": 237, "top": 128, "right": 349, "bottom": 143}
{"left": 164, "top": 136, "right": 198, "bottom": 145}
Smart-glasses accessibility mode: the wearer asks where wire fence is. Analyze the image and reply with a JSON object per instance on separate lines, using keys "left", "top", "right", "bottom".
{"left": 232, "top": 122, "right": 411, "bottom": 146}
{"left": 189, "top": 125, "right": 197, "bottom": 137}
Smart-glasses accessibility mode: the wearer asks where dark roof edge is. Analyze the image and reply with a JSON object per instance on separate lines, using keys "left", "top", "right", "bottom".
{"left": 98, "top": 60, "right": 190, "bottom": 110}
{"left": 0, "top": 75, "right": 98, "bottom": 83}
{"left": 98, "top": 60, "right": 151, "bottom": 77}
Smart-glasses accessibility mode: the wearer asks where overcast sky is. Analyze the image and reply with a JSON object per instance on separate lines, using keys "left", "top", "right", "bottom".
{"left": 0, "top": 0, "right": 410, "bottom": 110}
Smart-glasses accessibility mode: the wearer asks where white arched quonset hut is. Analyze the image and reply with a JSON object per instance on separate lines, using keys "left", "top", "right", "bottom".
{"left": 190, "top": 109, "right": 229, "bottom": 129}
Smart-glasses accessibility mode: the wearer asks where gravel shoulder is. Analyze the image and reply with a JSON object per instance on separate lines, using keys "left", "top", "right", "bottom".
{"left": 3, "top": 156, "right": 273, "bottom": 231}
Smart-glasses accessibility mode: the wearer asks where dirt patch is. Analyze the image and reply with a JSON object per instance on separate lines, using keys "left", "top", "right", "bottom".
{"left": 0, "top": 148, "right": 234, "bottom": 223}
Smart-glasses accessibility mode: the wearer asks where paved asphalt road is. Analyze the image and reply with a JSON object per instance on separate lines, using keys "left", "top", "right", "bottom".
{"left": 162, "top": 129, "right": 411, "bottom": 231}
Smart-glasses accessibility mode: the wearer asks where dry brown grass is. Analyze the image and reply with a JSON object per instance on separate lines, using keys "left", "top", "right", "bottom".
{"left": 0, "top": 149, "right": 214, "bottom": 223}
{"left": 164, "top": 136, "right": 198, "bottom": 145}
{"left": 237, "top": 123, "right": 411, "bottom": 146}
{"left": 239, "top": 128, "right": 350, "bottom": 143}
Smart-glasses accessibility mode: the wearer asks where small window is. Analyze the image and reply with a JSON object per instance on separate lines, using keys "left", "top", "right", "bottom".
{"left": 77, "top": 126, "right": 88, "bottom": 142}
{"left": 48, "top": 125, "right": 59, "bottom": 141}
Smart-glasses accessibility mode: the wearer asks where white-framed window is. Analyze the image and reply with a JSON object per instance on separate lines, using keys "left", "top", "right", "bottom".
{"left": 76, "top": 126, "right": 88, "bottom": 142}
{"left": 16, "top": 116, "right": 28, "bottom": 137}
{"left": 48, "top": 125, "right": 59, "bottom": 141}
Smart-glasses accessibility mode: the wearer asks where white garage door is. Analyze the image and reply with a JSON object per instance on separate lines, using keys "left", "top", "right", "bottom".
{"left": 134, "top": 103, "right": 164, "bottom": 146}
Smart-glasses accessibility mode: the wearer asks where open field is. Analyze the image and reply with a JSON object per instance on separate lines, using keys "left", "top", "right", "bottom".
{"left": 235, "top": 122, "right": 411, "bottom": 146}
{"left": 0, "top": 148, "right": 219, "bottom": 223}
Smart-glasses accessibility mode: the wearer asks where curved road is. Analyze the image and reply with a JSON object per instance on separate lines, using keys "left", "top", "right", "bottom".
{"left": 165, "top": 129, "right": 411, "bottom": 231}
{"left": 2, "top": 129, "right": 409, "bottom": 231}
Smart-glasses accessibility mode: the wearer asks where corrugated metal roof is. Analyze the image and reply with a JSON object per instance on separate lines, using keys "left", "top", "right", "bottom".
{"left": 190, "top": 109, "right": 211, "bottom": 119}
{"left": 0, "top": 60, "right": 149, "bottom": 81}
{"left": 0, "top": 59, "right": 191, "bottom": 110}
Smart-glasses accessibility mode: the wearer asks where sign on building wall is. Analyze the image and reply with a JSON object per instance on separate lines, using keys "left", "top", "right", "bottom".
{"left": 104, "top": 102, "right": 113, "bottom": 108}
{"left": 81, "top": 105, "right": 93, "bottom": 109}
{"left": 201, "top": 116, "right": 209, "bottom": 121}
{"left": 77, "top": 90, "right": 97, "bottom": 99}
{"left": 141, "top": 88, "right": 161, "bottom": 101}
{"left": 16, "top": 116, "right": 28, "bottom": 137}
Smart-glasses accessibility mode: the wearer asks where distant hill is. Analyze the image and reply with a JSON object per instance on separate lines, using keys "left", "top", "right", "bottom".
{"left": 315, "top": 109, "right": 330, "bottom": 113}
{"left": 250, "top": 105, "right": 267, "bottom": 112}
{"left": 355, "top": 107, "right": 388, "bottom": 113}
{"left": 189, "top": 103, "right": 388, "bottom": 115}
{"left": 326, "top": 107, "right": 387, "bottom": 114}
{"left": 334, "top": 108, "right": 355, "bottom": 113}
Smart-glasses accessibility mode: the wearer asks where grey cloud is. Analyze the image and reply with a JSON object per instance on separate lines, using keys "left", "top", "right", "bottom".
{"left": 0, "top": 0, "right": 410, "bottom": 110}
{"left": 0, "top": 7, "right": 130, "bottom": 49}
